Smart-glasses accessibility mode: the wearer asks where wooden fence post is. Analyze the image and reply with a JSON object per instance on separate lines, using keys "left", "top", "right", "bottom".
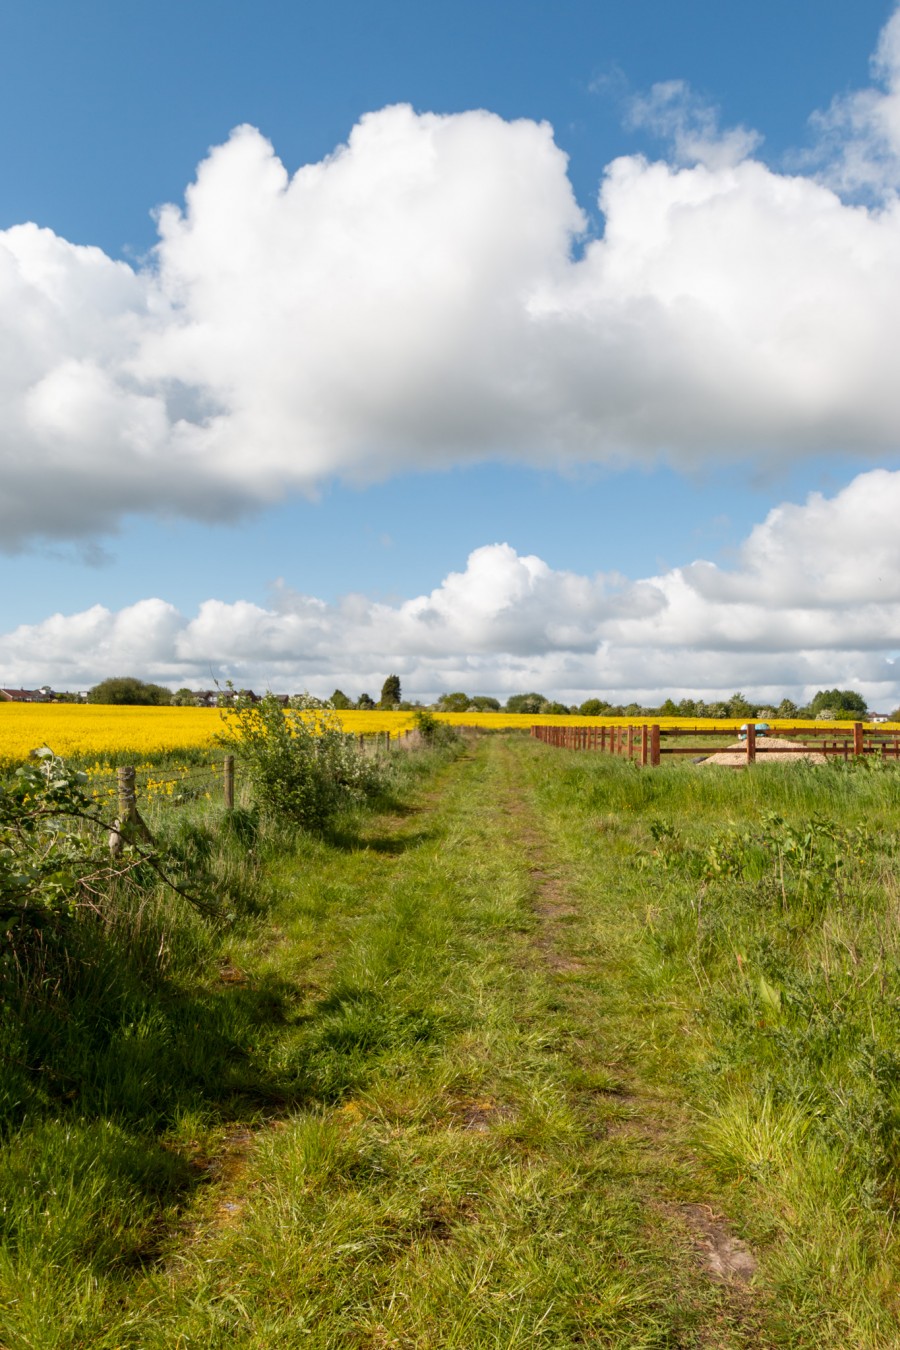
{"left": 109, "top": 765, "right": 153, "bottom": 857}
{"left": 223, "top": 755, "right": 234, "bottom": 809}
{"left": 746, "top": 723, "right": 756, "bottom": 765}
{"left": 853, "top": 722, "right": 864, "bottom": 757}
{"left": 650, "top": 725, "right": 660, "bottom": 767}
{"left": 626, "top": 725, "right": 634, "bottom": 759}
{"left": 640, "top": 724, "right": 649, "bottom": 767}
{"left": 117, "top": 765, "right": 137, "bottom": 825}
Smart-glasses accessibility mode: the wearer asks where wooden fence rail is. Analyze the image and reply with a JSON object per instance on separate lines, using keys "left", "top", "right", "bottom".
{"left": 530, "top": 722, "right": 900, "bottom": 767}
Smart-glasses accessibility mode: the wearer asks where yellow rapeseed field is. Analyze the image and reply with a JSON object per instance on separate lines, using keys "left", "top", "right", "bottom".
{"left": 0, "top": 705, "right": 418, "bottom": 765}
{"left": 0, "top": 704, "right": 223, "bottom": 764}
{"left": 1, "top": 702, "right": 894, "bottom": 767}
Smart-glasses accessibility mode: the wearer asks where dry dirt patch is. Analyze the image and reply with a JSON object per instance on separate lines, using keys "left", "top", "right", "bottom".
{"left": 674, "top": 1202, "right": 757, "bottom": 1284}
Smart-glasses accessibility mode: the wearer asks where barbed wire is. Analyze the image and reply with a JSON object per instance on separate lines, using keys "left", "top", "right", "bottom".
{"left": 84, "top": 763, "right": 232, "bottom": 785}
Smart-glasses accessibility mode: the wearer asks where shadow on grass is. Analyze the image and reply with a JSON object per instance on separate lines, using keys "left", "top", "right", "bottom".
{"left": 0, "top": 749, "right": 464, "bottom": 1289}
{"left": 0, "top": 916, "right": 457, "bottom": 1279}
{"left": 323, "top": 820, "right": 435, "bottom": 855}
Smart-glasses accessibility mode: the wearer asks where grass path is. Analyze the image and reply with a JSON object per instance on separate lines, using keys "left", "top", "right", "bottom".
{"left": 489, "top": 738, "right": 784, "bottom": 1346}
{"left": 9, "top": 736, "right": 827, "bottom": 1347}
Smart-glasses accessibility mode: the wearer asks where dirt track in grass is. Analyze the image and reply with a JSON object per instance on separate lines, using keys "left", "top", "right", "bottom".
{"left": 149, "top": 734, "right": 783, "bottom": 1347}
{"left": 489, "top": 738, "right": 771, "bottom": 1345}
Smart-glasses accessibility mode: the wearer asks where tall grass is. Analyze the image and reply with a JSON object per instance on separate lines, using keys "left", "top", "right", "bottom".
{"left": 529, "top": 747, "right": 900, "bottom": 1345}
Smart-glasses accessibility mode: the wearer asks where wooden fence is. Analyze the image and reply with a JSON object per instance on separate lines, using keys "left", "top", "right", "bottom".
{"left": 530, "top": 722, "right": 900, "bottom": 767}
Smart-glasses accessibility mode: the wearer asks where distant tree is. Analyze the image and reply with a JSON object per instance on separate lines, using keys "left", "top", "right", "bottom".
{"left": 659, "top": 698, "right": 679, "bottom": 717}
{"left": 170, "top": 688, "right": 198, "bottom": 706}
{"left": 330, "top": 689, "right": 352, "bottom": 709}
{"left": 87, "top": 677, "right": 172, "bottom": 706}
{"left": 469, "top": 696, "right": 501, "bottom": 712}
{"left": 578, "top": 698, "right": 610, "bottom": 717}
{"left": 379, "top": 674, "right": 402, "bottom": 708}
{"left": 437, "top": 692, "right": 471, "bottom": 712}
{"left": 726, "top": 692, "right": 755, "bottom": 718}
{"left": 809, "top": 688, "right": 867, "bottom": 718}
{"left": 541, "top": 701, "right": 570, "bottom": 715}
{"left": 506, "top": 692, "right": 545, "bottom": 714}
{"left": 777, "top": 698, "right": 798, "bottom": 717}
{"left": 356, "top": 692, "right": 375, "bottom": 710}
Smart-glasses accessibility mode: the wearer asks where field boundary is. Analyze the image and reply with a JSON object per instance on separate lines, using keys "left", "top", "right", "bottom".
{"left": 531, "top": 720, "right": 900, "bottom": 766}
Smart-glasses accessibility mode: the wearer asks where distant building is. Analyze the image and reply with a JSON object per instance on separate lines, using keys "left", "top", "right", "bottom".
{"left": 193, "top": 689, "right": 262, "bottom": 707}
{"left": 0, "top": 688, "right": 52, "bottom": 702}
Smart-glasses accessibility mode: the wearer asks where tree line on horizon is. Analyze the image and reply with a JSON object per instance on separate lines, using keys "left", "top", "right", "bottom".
{"left": 70, "top": 676, "right": 896, "bottom": 721}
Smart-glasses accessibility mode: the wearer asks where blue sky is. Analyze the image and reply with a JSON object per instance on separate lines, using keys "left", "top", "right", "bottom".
{"left": 3, "top": 1, "right": 900, "bottom": 703}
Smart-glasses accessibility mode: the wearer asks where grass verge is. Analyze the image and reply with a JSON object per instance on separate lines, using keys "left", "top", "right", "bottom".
{"left": 523, "top": 739, "right": 900, "bottom": 1347}
{"left": 4, "top": 735, "right": 899, "bottom": 1345}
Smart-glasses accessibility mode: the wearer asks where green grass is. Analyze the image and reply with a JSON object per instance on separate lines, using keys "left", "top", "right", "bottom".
{"left": 2, "top": 736, "right": 900, "bottom": 1345}
{"left": 525, "top": 744, "right": 900, "bottom": 1347}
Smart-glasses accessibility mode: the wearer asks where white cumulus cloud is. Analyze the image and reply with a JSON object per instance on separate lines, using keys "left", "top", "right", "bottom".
{"left": 6, "top": 9, "right": 900, "bottom": 545}
{"left": 811, "top": 8, "right": 900, "bottom": 196}
{"left": 624, "top": 79, "right": 762, "bottom": 169}
{"left": 3, "top": 468, "right": 899, "bottom": 708}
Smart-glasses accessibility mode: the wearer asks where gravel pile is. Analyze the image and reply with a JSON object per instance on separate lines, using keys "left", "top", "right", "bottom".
{"left": 699, "top": 737, "right": 828, "bottom": 768}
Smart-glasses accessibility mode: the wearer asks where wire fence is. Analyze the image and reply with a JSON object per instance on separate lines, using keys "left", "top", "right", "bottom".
{"left": 86, "top": 729, "right": 417, "bottom": 816}
{"left": 84, "top": 762, "right": 229, "bottom": 809}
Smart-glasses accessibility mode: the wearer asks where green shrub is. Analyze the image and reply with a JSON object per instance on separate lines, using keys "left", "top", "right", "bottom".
{"left": 218, "top": 690, "right": 383, "bottom": 829}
